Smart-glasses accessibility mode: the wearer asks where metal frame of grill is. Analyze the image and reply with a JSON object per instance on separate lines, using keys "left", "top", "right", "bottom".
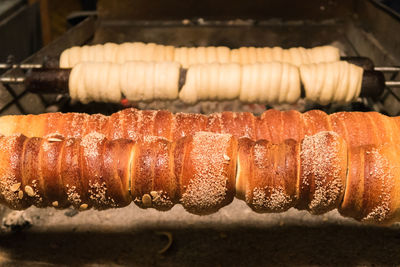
{"left": 0, "top": 0, "right": 399, "bottom": 116}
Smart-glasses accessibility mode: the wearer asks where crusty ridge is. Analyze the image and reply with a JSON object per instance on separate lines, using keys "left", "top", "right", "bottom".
{"left": 0, "top": 131, "right": 399, "bottom": 224}
{"left": 0, "top": 108, "right": 399, "bottom": 148}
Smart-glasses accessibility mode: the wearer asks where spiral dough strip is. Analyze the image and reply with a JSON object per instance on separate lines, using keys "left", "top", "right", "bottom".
{"left": 69, "top": 61, "right": 180, "bottom": 103}
{"left": 300, "top": 61, "right": 364, "bottom": 105}
{"left": 60, "top": 42, "right": 340, "bottom": 68}
{"left": 230, "top": 45, "right": 340, "bottom": 66}
{"left": 69, "top": 60, "right": 363, "bottom": 105}
{"left": 179, "top": 62, "right": 301, "bottom": 104}
{"left": 0, "top": 130, "right": 399, "bottom": 224}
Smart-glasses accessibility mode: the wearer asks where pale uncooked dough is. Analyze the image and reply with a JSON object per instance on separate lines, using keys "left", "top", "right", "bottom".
{"left": 180, "top": 62, "right": 300, "bottom": 104}
{"left": 69, "top": 61, "right": 180, "bottom": 104}
{"left": 239, "top": 62, "right": 300, "bottom": 104}
{"left": 60, "top": 42, "right": 340, "bottom": 68}
{"left": 300, "top": 61, "right": 364, "bottom": 105}
{"left": 179, "top": 63, "right": 242, "bottom": 104}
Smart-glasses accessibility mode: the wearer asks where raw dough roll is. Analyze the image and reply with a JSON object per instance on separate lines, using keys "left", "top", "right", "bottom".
{"left": 239, "top": 62, "right": 300, "bottom": 104}
{"left": 60, "top": 42, "right": 339, "bottom": 68}
{"left": 179, "top": 62, "right": 242, "bottom": 104}
{"left": 300, "top": 61, "right": 364, "bottom": 105}
{"left": 69, "top": 61, "right": 180, "bottom": 103}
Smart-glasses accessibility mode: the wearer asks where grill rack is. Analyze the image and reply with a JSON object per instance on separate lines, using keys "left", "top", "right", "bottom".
{"left": 1, "top": 13, "right": 400, "bottom": 115}
{"left": 1, "top": 54, "right": 400, "bottom": 115}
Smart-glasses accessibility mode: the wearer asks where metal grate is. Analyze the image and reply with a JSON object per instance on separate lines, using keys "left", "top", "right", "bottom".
{"left": 1, "top": 18, "right": 400, "bottom": 116}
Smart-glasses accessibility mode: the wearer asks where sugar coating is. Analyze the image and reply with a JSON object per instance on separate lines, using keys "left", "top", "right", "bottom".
{"left": 247, "top": 141, "right": 295, "bottom": 212}
{"left": 0, "top": 135, "right": 23, "bottom": 208}
{"left": 253, "top": 142, "right": 267, "bottom": 168}
{"left": 300, "top": 131, "right": 344, "bottom": 214}
{"left": 87, "top": 114, "right": 109, "bottom": 133}
{"left": 88, "top": 180, "right": 116, "bottom": 208}
{"left": 135, "top": 110, "right": 157, "bottom": 140}
{"left": 151, "top": 190, "right": 174, "bottom": 208}
{"left": 80, "top": 132, "right": 106, "bottom": 158}
{"left": 66, "top": 184, "right": 81, "bottom": 205}
{"left": 108, "top": 112, "right": 124, "bottom": 140}
{"left": 137, "top": 135, "right": 169, "bottom": 186}
{"left": 142, "top": 135, "right": 168, "bottom": 143}
{"left": 41, "top": 139, "right": 54, "bottom": 152}
{"left": 180, "top": 132, "right": 232, "bottom": 213}
{"left": 135, "top": 190, "right": 174, "bottom": 209}
{"left": 122, "top": 110, "right": 139, "bottom": 141}
{"left": 172, "top": 112, "right": 207, "bottom": 138}
{"left": 249, "top": 186, "right": 293, "bottom": 212}
{"left": 362, "top": 148, "right": 393, "bottom": 223}
{"left": 206, "top": 113, "right": 222, "bottom": 129}
{"left": 69, "top": 113, "right": 90, "bottom": 137}
{"left": 28, "top": 180, "right": 43, "bottom": 205}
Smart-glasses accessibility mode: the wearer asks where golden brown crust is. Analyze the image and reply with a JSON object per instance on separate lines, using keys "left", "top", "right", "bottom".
{"left": 172, "top": 112, "right": 208, "bottom": 140}
{"left": 130, "top": 137, "right": 154, "bottom": 203}
{"left": 179, "top": 132, "right": 237, "bottom": 215}
{"left": 296, "top": 131, "right": 347, "bottom": 214}
{"left": 42, "top": 113, "right": 62, "bottom": 137}
{"left": 339, "top": 144, "right": 400, "bottom": 224}
{"left": 0, "top": 127, "right": 399, "bottom": 224}
{"left": 0, "top": 134, "right": 138, "bottom": 210}
{"left": 22, "top": 137, "right": 48, "bottom": 207}
{"left": 102, "top": 139, "right": 134, "bottom": 207}
{"left": 0, "top": 108, "right": 398, "bottom": 150}
{"left": 60, "top": 137, "right": 86, "bottom": 208}
{"left": 82, "top": 114, "right": 109, "bottom": 137}
{"left": 108, "top": 109, "right": 159, "bottom": 141}
{"left": 151, "top": 138, "right": 178, "bottom": 209}
{"left": 338, "top": 145, "right": 364, "bottom": 220}
{"left": 16, "top": 115, "right": 45, "bottom": 138}
{"left": 366, "top": 112, "right": 400, "bottom": 145}
{"left": 220, "top": 112, "right": 257, "bottom": 139}
{"left": 281, "top": 110, "right": 305, "bottom": 142}
{"left": 51, "top": 113, "right": 90, "bottom": 138}
{"left": 131, "top": 136, "right": 176, "bottom": 210}
{"left": 331, "top": 112, "right": 379, "bottom": 147}
{"left": 235, "top": 137, "right": 254, "bottom": 200}
{"left": 0, "top": 134, "right": 29, "bottom": 209}
{"left": 154, "top": 110, "right": 173, "bottom": 140}
{"left": 257, "top": 109, "right": 284, "bottom": 143}
{"left": 80, "top": 132, "right": 114, "bottom": 209}
{"left": 242, "top": 139, "right": 300, "bottom": 213}
{"left": 301, "top": 110, "right": 332, "bottom": 137}
{"left": 40, "top": 135, "right": 68, "bottom": 208}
